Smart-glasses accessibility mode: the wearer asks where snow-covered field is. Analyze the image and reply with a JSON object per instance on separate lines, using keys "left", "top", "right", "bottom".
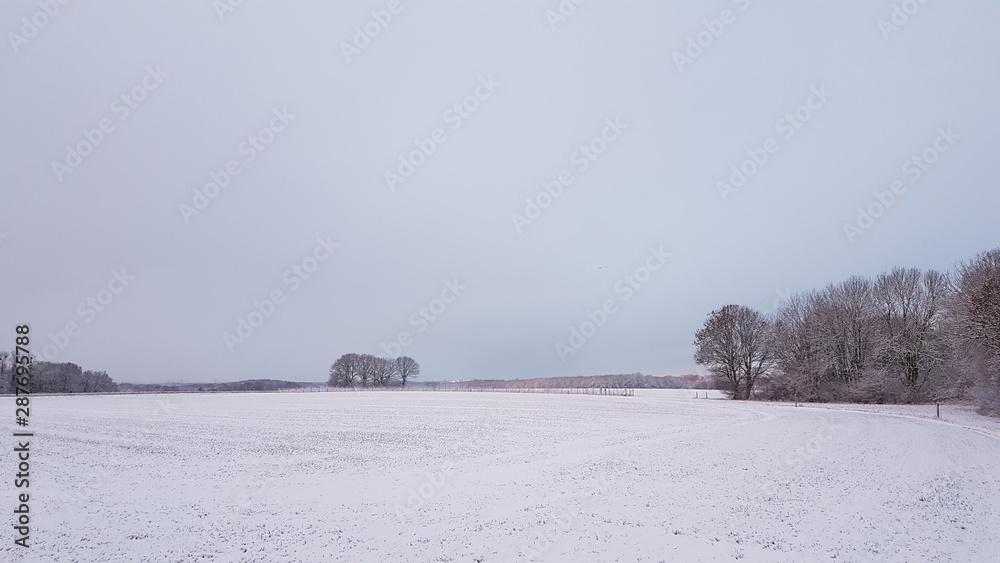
{"left": 4, "top": 389, "right": 1000, "bottom": 562}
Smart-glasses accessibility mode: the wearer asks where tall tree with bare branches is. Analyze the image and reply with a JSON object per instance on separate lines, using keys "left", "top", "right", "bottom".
{"left": 394, "top": 356, "right": 420, "bottom": 386}
{"left": 0, "top": 351, "right": 11, "bottom": 394}
{"left": 328, "top": 353, "right": 362, "bottom": 387}
{"left": 872, "top": 267, "right": 950, "bottom": 396}
{"left": 372, "top": 356, "right": 397, "bottom": 386}
{"left": 694, "top": 304, "right": 775, "bottom": 399}
{"left": 948, "top": 249, "right": 1000, "bottom": 413}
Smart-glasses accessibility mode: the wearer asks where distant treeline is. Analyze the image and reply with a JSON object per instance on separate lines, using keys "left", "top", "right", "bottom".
{"left": 432, "top": 373, "right": 713, "bottom": 390}
{"left": 0, "top": 357, "right": 118, "bottom": 394}
{"left": 117, "top": 379, "right": 305, "bottom": 393}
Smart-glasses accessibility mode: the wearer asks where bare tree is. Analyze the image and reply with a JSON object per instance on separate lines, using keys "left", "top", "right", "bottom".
{"left": 951, "top": 250, "right": 1000, "bottom": 350}
{"left": 872, "top": 268, "right": 949, "bottom": 398}
{"left": 819, "top": 277, "right": 879, "bottom": 386}
{"left": 0, "top": 351, "right": 11, "bottom": 394}
{"left": 81, "top": 370, "right": 117, "bottom": 393}
{"left": 372, "top": 356, "right": 397, "bottom": 386}
{"left": 27, "top": 362, "right": 86, "bottom": 393}
{"left": 394, "top": 356, "right": 419, "bottom": 386}
{"left": 694, "top": 304, "right": 775, "bottom": 399}
{"left": 82, "top": 369, "right": 99, "bottom": 392}
{"left": 948, "top": 249, "right": 1000, "bottom": 413}
{"left": 328, "top": 353, "right": 362, "bottom": 387}
{"left": 357, "top": 354, "right": 379, "bottom": 387}
{"left": 769, "top": 291, "right": 828, "bottom": 400}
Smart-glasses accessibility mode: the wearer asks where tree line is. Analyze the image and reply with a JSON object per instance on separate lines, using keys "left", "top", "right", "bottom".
{"left": 1, "top": 354, "right": 118, "bottom": 394}
{"left": 328, "top": 354, "right": 420, "bottom": 387}
{"left": 694, "top": 248, "right": 1000, "bottom": 414}
{"left": 441, "top": 373, "right": 713, "bottom": 390}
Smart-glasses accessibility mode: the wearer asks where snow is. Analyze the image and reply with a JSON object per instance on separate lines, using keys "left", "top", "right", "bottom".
{"left": 4, "top": 389, "right": 999, "bottom": 562}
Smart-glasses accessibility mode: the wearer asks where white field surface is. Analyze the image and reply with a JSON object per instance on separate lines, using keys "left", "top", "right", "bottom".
{"left": 4, "top": 389, "right": 1000, "bottom": 562}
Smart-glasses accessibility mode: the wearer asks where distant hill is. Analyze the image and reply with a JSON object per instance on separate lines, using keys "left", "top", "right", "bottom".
{"left": 418, "top": 373, "right": 713, "bottom": 390}
{"left": 211, "top": 379, "right": 304, "bottom": 391}
{"left": 117, "top": 379, "right": 310, "bottom": 393}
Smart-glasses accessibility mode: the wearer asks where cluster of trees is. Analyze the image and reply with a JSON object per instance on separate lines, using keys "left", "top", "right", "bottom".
{"left": 0, "top": 355, "right": 118, "bottom": 394}
{"left": 694, "top": 248, "right": 1000, "bottom": 414}
{"left": 328, "top": 354, "right": 420, "bottom": 387}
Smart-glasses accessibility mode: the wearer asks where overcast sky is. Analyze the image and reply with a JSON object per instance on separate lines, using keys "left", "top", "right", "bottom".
{"left": 2, "top": 1, "right": 998, "bottom": 384}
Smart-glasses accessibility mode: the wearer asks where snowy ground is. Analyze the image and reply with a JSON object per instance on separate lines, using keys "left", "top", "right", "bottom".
{"left": 3, "top": 389, "right": 1000, "bottom": 562}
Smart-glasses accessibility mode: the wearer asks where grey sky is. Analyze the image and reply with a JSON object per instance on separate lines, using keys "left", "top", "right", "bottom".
{"left": 2, "top": 1, "right": 998, "bottom": 383}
